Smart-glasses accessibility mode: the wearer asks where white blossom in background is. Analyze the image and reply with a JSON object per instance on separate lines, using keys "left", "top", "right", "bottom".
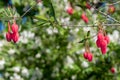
{"left": 64, "top": 0, "right": 68, "bottom": 3}
{"left": 81, "top": 61, "right": 89, "bottom": 68}
{"left": 4, "top": 72, "right": 10, "bottom": 78}
{"left": 19, "top": 37, "right": 28, "bottom": 44}
{"left": 71, "top": 75, "right": 76, "bottom": 80}
{"left": 83, "top": 27, "right": 92, "bottom": 32}
{"left": 108, "top": 30, "right": 119, "bottom": 43}
{"left": 35, "top": 37, "right": 41, "bottom": 44}
{"left": 34, "top": 37, "right": 41, "bottom": 48}
{"left": 46, "top": 49, "right": 51, "bottom": 53}
{"left": 46, "top": 27, "right": 53, "bottom": 35}
{"left": 21, "top": 68, "right": 29, "bottom": 77}
{"left": 51, "top": 67, "right": 59, "bottom": 78}
{"left": 51, "top": 63, "right": 61, "bottom": 78}
{"left": 112, "top": 30, "right": 119, "bottom": 41}
{"left": 66, "top": 56, "right": 74, "bottom": 69}
{"left": 8, "top": 49, "right": 16, "bottom": 55}
{"left": 61, "top": 17, "right": 70, "bottom": 25}
{"left": 93, "top": 0, "right": 99, "bottom": 4}
{"left": 76, "top": 49, "right": 84, "bottom": 54}
{"left": 67, "top": 43, "right": 72, "bottom": 49}
{"left": 93, "top": 35, "right": 97, "bottom": 43}
{"left": 12, "top": 66, "right": 20, "bottom": 73}
{"left": 30, "top": 68, "right": 43, "bottom": 80}
{"left": 20, "top": 38, "right": 28, "bottom": 44}
{"left": 10, "top": 73, "right": 23, "bottom": 80}
{"left": 74, "top": 28, "right": 79, "bottom": 33}
{"left": 46, "top": 27, "right": 58, "bottom": 35}
{"left": 69, "top": 29, "right": 73, "bottom": 33}
{"left": 56, "top": 45, "right": 60, "bottom": 49}
{"left": 37, "top": 1, "right": 43, "bottom": 7}
{"left": 19, "top": 30, "right": 35, "bottom": 44}
{"left": 0, "top": 40, "right": 5, "bottom": 47}
{"left": 27, "top": 31, "right": 35, "bottom": 39}
{"left": 53, "top": 28, "right": 58, "bottom": 34}
{"left": 90, "top": 7, "right": 95, "bottom": 13}
{"left": 35, "top": 53, "right": 41, "bottom": 58}
{"left": 90, "top": 47, "right": 97, "bottom": 52}
{"left": 0, "top": 58, "right": 5, "bottom": 70}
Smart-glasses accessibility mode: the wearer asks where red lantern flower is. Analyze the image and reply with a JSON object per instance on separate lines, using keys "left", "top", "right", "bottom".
{"left": 6, "top": 32, "right": 12, "bottom": 42}
{"left": 12, "top": 33, "right": 19, "bottom": 43}
{"left": 83, "top": 52, "right": 88, "bottom": 59}
{"left": 96, "top": 30, "right": 110, "bottom": 54}
{"left": 86, "top": 2, "right": 91, "bottom": 9}
{"left": 108, "top": 5, "right": 115, "bottom": 14}
{"left": 110, "top": 67, "right": 116, "bottom": 74}
{"left": 11, "top": 22, "right": 19, "bottom": 33}
{"left": 104, "top": 36, "right": 110, "bottom": 44}
{"left": 87, "top": 53, "right": 93, "bottom": 62}
{"left": 81, "top": 13, "right": 89, "bottom": 24}
{"left": 66, "top": 7, "right": 74, "bottom": 15}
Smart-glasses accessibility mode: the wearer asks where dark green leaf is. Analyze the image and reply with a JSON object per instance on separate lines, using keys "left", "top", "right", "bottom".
{"left": 43, "top": 0, "right": 58, "bottom": 23}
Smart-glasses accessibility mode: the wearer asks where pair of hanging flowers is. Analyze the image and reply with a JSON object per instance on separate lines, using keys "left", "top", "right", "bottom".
{"left": 6, "top": 21, "right": 19, "bottom": 43}
{"left": 83, "top": 25, "right": 110, "bottom": 62}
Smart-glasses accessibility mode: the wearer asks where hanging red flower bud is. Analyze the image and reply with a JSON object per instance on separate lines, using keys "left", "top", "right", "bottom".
{"left": 100, "top": 40, "right": 107, "bottom": 48}
{"left": 100, "top": 40, "right": 107, "bottom": 54}
{"left": 104, "top": 36, "right": 110, "bottom": 44}
{"left": 97, "top": 32, "right": 104, "bottom": 40}
{"left": 83, "top": 52, "right": 88, "bottom": 59}
{"left": 108, "top": 5, "right": 115, "bottom": 14}
{"left": 87, "top": 53, "right": 93, "bottom": 62}
{"left": 6, "top": 32, "right": 12, "bottom": 42}
{"left": 86, "top": 2, "right": 91, "bottom": 9}
{"left": 81, "top": 13, "right": 89, "bottom": 24}
{"left": 110, "top": 67, "right": 116, "bottom": 74}
{"left": 96, "top": 39, "right": 101, "bottom": 48}
{"left": 100, "top": 46, "right": 107, "bottom": 54}
{"left": 12, "top": 33, "right": 19, "bottom": 43}
{"left": 66, "top": 7, "right": 74, "bottom": 15}
{"left": 11, "top": 22, "right": 18, "bottom": 33}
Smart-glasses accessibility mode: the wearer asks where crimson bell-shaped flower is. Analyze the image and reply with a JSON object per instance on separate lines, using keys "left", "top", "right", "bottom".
{"left": 66, "top": 7, "right": 74, "bottom": 15}
{"left": 96, "top": 39, "right": 101, "bottom": 48}
{"left": 108, "top": 5, "right": 115, "bottom": 14}
{"left": 83, "top": 52, "right": 88, "bottom": 59}
{"left": 86, "top": 2, "right": 91, "bottom": 9}
{"left": 87, "top": 53, "right": 93, "bottom": 62}
{"left": 6, "top": 32, "right": 12, "bottom": 42}
{"left": 100, "top": 40, "right": 107, "bottom": 54}
{"left": 100, "top": 40, "right": 107, "bottom": 48}
{"left": 81, "top": 13, "right": 89, "bottom": 24}
{"left": 97, "top": 32, "right": 104, "bottom": 40}
{"left": 104, "top": 35, "right": 110, "bottom": 44}
{"left": 11, "top": 22, "right": 18, "bottom": 33}
{"left": 12, "top": 33, "right": 19, "bottom": 43}
{"left": 100, "top": 46, "right": 107, "bottom": 54}
{"left": 110, "top": 67, "right": 116, "bottom": 74}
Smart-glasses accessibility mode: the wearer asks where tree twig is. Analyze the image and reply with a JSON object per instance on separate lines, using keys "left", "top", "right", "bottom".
{"left": 95, "top": 9, "right": 120, "bottom": 24}
{"left": 21, "top": 3, "right": 37, "bottom": 18}
{"left": 61, "top": 23, "right": 120, "bottom": 27}
{"left": 107, "top": 0, "right": 120, "bottom": 5}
